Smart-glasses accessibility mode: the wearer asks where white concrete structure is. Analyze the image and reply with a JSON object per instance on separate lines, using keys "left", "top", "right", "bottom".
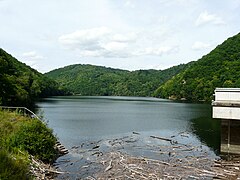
{"left": 212, "top": 88, "right": 240, "bottom": 155}
{"left": 212, "top": 88, "right": 240, "bottom": 120}
{"left": 214, "top": 88, "right": 240, "bottom": 101}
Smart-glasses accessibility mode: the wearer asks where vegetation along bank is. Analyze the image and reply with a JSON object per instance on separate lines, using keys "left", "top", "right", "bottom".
{"left": 0, "top": 109, "right": 59, "bottom": 179}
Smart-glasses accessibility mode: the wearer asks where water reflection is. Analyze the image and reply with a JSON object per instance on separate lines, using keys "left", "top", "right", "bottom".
{"left": 191, "top": 116, "right": 221, "bottom": 154}
{"left": 36, "top": 96, "right": 220, "bottom": 152}
{"left": 36, "top": 96, "right": 223, "bottom": 178}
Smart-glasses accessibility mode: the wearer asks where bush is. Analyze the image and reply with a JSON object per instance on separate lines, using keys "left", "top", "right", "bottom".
{"left": 0, "top": 110, "right": 58, "bottom": 179}
{"left": 9, "top": 119, "right": 58, "bottom": 163}
{"left": 0, "top": 149, "right": 30, "bottom": 180}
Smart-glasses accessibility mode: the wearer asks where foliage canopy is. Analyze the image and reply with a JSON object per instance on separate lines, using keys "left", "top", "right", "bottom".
{"left": 45, "top": 64, "right": 188, "bottom": 97}
{"left": 0, "top": 48, "right": 64, "bottom": 107}
{"left": 154, "top": 32, "right": 240, "bottom": 102}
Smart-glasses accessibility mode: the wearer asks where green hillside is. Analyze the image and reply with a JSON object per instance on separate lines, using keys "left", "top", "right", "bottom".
{"left": 45, "top": 63, "right": 188, "bottom": 97}
{"left": 0, "top": 48, "right": 63, "bottom": 107}
{"left": 154, "top": 32, "right": 240, "bottom": 102}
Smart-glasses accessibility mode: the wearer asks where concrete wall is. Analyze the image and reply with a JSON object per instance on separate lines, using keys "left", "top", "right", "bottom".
{"left": 221, "top": 120, "right": 240, "bottom": 154}
{"left": 213, "top": 88, "right": 240, "bottom": 155}
{"left": 215, "top": 88, "right": 240, "bottom": 101}
{"left": 213, "top": 106, "right": 240, "bottom": 120}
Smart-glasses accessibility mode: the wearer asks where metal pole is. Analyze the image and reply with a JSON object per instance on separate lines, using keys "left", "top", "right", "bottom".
{"left": 227, "top": 120, "right": 231, "bottom": 154}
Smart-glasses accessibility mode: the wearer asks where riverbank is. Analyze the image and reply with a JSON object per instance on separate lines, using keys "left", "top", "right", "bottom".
{"left": 0, "top": 109, "right": 59, "bottom": 179}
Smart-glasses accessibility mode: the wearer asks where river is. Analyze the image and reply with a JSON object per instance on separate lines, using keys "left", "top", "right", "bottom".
{"left": 36, "top": 96, "right": 220, "bottom": 178}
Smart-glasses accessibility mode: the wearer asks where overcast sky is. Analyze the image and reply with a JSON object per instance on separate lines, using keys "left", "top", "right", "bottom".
{"left": 0, "top": 0, "right": 240, "bottom": 73}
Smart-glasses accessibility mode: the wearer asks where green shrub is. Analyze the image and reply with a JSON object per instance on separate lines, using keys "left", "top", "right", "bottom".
{"left": 0, "top": 110, "right": 58, "bottom": 179}
{"left": 9, "top": 119, "right": 58, "bottom": 163}
{"left": 0, "top": 149, "right": 30, "bottom": 180}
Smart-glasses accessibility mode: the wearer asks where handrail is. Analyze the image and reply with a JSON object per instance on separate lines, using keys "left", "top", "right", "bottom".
{"left": 0, "top": 106, "right": 41, "bottom": 120}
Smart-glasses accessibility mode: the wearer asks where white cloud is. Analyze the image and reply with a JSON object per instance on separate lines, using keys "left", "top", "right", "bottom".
{"left": 22, "top": 51, "right": 43, "bottom": 60}
{"left": 192, "top": 41, "right": 211, "bottom": 50}
{"left": 111, "top": 33, "right": 136, "bottom": 42}
{"left": 59, "top": 27, "right": 112, "bottom": 50}
{"left": 78, "top": 50, "right": 104, "bottom": 57}
{"left": 0, "top": 0, "right": 239, "bottom": 73}
{"left": 59, "top": 27, "right": 134, "bottom": 58}
{"left": 195, "top": 11, "right": 225, "bottom": 26}
{"left": 135, "top": 46, "right": 178, "bottom": 56}
{"left": 59, "top": 27, "right": 177, "bottom": 58}
{"left": 103, "top": 42, "right": 127, "bottom": 51}
{"left": 124, "top": 0, "right": 135, "bottom": 8}
{"left": 21, "top": 51, "right": 44, "bottom": 70}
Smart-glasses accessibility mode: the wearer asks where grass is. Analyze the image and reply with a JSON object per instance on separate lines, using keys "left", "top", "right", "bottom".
{"left": 0, "top": 109, "right": 58, "bottom": 179}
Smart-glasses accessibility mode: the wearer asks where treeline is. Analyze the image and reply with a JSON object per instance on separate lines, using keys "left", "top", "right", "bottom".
{"left": 154, "top": 32, "right": 240, "bottom": 102}
{"left": 2, "top": 32, "right": 240, "bottom": 105}
{"left": 45, "top": 63, "right": 188, "bottom": 97}
{"left": 0, "top": 48, "right": 65, "bottom": 107}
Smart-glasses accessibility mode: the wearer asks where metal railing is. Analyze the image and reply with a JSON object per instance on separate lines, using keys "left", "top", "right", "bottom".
{"left": 0, "top": 106, "right": 41, "bottom": 120}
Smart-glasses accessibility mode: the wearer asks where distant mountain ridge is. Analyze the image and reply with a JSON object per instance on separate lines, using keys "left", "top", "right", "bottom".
{"left": 154, "top": 32, "right": 240, "bottom": 102}
{"left": 0, "top": 48, "right": 63, "bottom": 107}
{"left": 45, "top": 63, "right": 188, "bottom": 97}
{"left": 2, "top": 32, "right": 239, "bottom": 104}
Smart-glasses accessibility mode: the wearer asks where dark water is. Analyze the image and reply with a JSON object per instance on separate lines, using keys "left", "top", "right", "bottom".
{"left": 36, "top": 96, "right": 221, "bottom": 178}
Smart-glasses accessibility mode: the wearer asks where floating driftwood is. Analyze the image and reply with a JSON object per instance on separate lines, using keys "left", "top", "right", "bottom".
{"left": 104, "top": 159, "right": 113, "bottom": 172}
{"left": 150, "top": 135, "right": 172, "bottom": 142}
{"left": 150, "top": 135, "right": 178, "bottom": 144}
{"left": 30, "top": 155, "right": 65, "bottom": 180}
{"left": 92, "top": 151, "right": 240, "bottom": 179}
{"left": 56, "top": 133, "right": 240, "bottom": 179}
{"left": 132, "top": 131, "right": 140, "bottom": 135}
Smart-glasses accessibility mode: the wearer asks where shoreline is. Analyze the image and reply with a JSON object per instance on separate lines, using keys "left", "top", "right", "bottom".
{"left": 0, "top": 109, "right": 61, "bottom": 179}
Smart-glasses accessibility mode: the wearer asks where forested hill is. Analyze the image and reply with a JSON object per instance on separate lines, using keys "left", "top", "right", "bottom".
{"left": 45, "top": 63, "right": 188, "bottom": 97}
{"left": 0, "top": 48, "right": 63, "bottom": 107}
{"left": 3, "top": 32, "right": 239, "bottom": 105}
{"left": 154, "top": 32, "right": 240, "bottom": 102}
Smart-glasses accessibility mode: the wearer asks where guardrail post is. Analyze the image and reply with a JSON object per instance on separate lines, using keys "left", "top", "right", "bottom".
{"left": 0, "top": 106, "right": 41, "bottom": 121}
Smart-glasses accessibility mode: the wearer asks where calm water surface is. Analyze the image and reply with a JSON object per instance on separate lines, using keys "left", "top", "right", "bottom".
{"left": 37, "top": 96, "right": 220, "bottom": 178}
{"left": 37, "top": 96, "right": 220, "bottom": 152}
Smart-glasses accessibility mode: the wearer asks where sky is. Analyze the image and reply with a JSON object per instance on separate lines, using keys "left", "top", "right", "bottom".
{"left": 0, "top": 0, "right": 240, "bottom": 73}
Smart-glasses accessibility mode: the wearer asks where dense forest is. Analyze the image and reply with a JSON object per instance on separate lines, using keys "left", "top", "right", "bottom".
{"left": 45, "top": 63, "right": 188, "bottom": 97}
{"left": 1, "top": 32, "right": 240, "bottom": 105}
{"left": 154, "top": 32, "right": 240, "bottom": 102}
{"left": 46, "top": 31, "right": 240, "bottom": 101}
{"left": 0, "top": 48, "right": 64, "bottom": 107}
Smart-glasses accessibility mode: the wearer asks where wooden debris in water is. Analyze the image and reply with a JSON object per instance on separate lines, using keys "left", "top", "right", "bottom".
{"left": 149, "top": 135, "right": 172, "bottom": 142}
{"left": 93, "top": 151, "right": 240, "bottom": 179}
{"left": 56, "top": 133, "right": 240, "bottom": 179}
{"left": 132, "top": 131, "right": 140, "bottom": 135}
{"left": 29, "top": 155, "right": 65, "bottom": 180}
{"left": 149, "top": 135, "right": 178, "bottom": 145}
